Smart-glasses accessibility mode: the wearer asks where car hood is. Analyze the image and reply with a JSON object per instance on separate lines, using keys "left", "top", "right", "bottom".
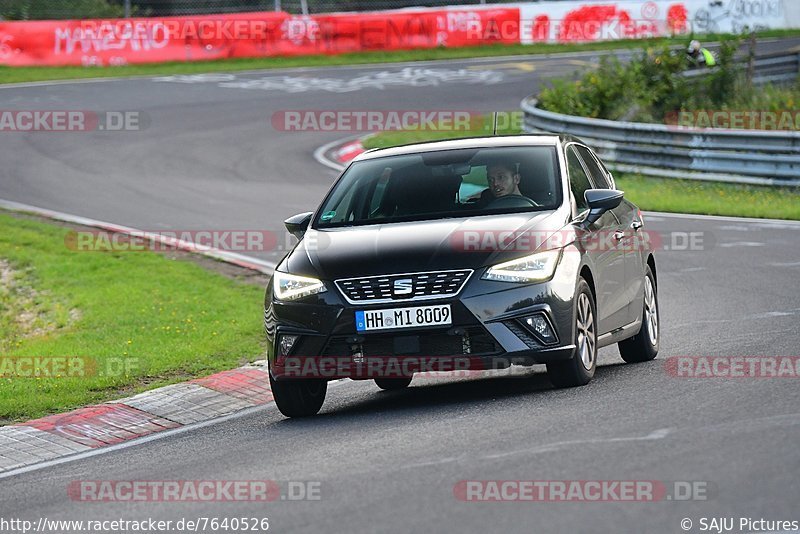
{"left": 281, "top": 211, "right": 567, "bottom": 280}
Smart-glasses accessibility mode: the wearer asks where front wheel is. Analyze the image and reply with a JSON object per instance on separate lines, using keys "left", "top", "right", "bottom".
{"left": 269, "top": 370, "right": 327, "bottom": 418}
{"left": 546, "top": 278, "right": 597, "bottom": 388}
{"left": 618, "top": 265, "right": 659, "bottom": 363}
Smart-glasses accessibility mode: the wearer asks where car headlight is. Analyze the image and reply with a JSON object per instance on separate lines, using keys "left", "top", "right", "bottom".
{"left": 482, "top": 249, "right": 562, "bottom": 283}
{"left": 273, "top": 271, "right": 327, "bottom": 301}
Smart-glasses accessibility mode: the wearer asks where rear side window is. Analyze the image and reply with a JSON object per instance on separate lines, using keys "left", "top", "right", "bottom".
{"left": 575, "top": 145, "right": 612, "bottom": 189}
{"left": 566, "top": 147, "right": 593, "bottom": 213}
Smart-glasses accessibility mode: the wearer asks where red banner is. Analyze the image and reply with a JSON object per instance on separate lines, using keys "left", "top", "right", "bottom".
{"left": 0, "top": 8, "right": 519, "bottom": 67}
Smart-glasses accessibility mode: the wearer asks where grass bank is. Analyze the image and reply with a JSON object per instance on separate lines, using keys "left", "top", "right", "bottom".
{"left": 0, "top": 211, "right": 266, "bottom": 423}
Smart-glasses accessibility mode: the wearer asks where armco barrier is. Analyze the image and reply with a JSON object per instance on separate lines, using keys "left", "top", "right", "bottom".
{"left": 522, "top": 52, "right": 800, "bottom": 187}
{"left": 747, "top": 50, "right": 800, "bottom": 85}
{"left": 683, "top": 50, "right": 800, "bottom": 86}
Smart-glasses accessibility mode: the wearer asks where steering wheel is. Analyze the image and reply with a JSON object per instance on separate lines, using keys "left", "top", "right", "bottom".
{"left": 487, "top": 194, "right": 540, "bottom": 209}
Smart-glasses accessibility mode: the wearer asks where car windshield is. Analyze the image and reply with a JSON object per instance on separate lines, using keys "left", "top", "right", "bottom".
{"left": 314, "top": 146, "right": 561, "bottom": 229}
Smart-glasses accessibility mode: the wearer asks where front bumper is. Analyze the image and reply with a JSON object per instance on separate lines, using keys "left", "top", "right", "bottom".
{"left": 265, "top": 271, "right": 578, "bottom": 380}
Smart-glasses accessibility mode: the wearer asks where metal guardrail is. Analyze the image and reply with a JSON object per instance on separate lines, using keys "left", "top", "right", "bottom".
{"left": 743, "top": 50, "right": 800, "bottom": 85}
{"left": 522, "top": 52, "right": 800, "bottom": 186}
{"left": 683, "top": 50, "right": 800, "bottom": 86}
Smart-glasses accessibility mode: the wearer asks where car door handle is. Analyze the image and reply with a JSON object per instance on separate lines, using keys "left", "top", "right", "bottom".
{"left": 614, "top": 231, "right": 626, "bottom": 241}
{"left": 631, "top": 221, "right": 643, "bottom": 231}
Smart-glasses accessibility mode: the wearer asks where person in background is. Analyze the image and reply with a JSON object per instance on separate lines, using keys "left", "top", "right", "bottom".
{"left": 687, "top": 40, "right": 717, "bottom": 67}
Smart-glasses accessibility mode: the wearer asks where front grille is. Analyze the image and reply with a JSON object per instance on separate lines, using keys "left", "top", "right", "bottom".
{"left": 335, "top": 270, "right": 472, "bottom": 304}
{"left": 321, "top": 327, "right": 499, "bottom": 358}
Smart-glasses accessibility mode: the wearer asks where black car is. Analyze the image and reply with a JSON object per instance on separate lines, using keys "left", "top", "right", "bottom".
{"left": 264, "top": 135, "right": 660, "bottom": 417}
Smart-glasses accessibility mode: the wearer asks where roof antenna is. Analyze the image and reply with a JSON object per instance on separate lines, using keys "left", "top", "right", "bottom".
{"left": 492, "top": 112, "right": 499, "bottom": 136}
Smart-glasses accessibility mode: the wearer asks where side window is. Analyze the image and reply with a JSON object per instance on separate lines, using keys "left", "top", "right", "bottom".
{"left": 575, "top": 145, "right": 611, "bottom": 189}
{"left": 566, "top": 146, "right": 593, "bottom": 213}
{"left": 320, "top": 186, "right": 356, "bottom": 224}
{"left": 594, "top": 152, "right": 615, "bottom": 189}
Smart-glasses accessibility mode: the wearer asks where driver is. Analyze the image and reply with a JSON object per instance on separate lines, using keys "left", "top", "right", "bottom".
{"left": 487, "top": 162, "right": 522, "bottom": 198}
{"left": 470, "top": 161, "right": 525, "bottom": 208}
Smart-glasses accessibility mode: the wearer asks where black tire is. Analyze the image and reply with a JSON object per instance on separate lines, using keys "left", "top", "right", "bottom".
{"left": 546, "top": 278, "right": 597, "bottom": 388}
{"left": 269, "top": 370, "right": 327, "bottom": 418}
{"left": 374, "top": 376, "right": 413, "bottom": 390}
{"left": 618, "top": 265, "right": 659, "bottom": 363}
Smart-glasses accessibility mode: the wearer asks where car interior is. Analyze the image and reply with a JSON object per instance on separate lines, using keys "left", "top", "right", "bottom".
{"left": 374, "top": 156, "right": 558, "bottom": 217}
{"left": 317, "top": 147, "right": 561, "bottom": 227}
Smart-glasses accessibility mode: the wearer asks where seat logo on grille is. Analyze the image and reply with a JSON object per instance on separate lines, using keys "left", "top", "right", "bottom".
{"left": 393, "top": 278, "right": 413, "bottom": 296}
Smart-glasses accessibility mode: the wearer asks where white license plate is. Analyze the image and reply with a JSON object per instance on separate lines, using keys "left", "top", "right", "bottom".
{"left": 356, "top": 304, "right": 452, "bottom": 332}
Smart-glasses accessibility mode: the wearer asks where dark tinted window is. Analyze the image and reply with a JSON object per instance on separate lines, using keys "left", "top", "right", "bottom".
{"left": 315, "top": 146, "right": 561, "bottom": 228}
{"left": 575, "top": 145, "right": 611, "bottom": 189}
{"left": 566, "top": 147, "right": 593, "bottom": 213}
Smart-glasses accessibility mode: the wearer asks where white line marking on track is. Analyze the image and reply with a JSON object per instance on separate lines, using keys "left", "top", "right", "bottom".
{"left": 718, "top": 225, "right": 753, "bottom": 231}
{"left": 718, "top": 241, "right": 766, "bottom": 248}
{"left": 0, "top": 49, "right": 625, "bottom": 90}
{"left": 480, "top": 428, "right": 673, "bottom": 461}
{"left": 0, "top": 78, "right": 122, "bottom": 90}
{"left": 0, "top": 379, "right": 351, "bottom": 480}
{"left": 0, "top": 403, "right": 272, "bottom": 480}
{"left": 645, "top": 211, "right": 800, "bottom": 226}
{"left": 0, "top": 198, "right": 277, "bottom": 273}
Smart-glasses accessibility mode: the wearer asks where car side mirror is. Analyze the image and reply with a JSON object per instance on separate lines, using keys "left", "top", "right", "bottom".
{"left": 284, "top": 212, "right": 313, "bottom": 240}
{"left": 583, "top": 189, "right": 624, "bottom": 226}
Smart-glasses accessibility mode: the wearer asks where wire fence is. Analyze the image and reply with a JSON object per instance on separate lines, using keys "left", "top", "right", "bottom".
{"left": 1, "top": 0, "right": 580, "bottom": 20}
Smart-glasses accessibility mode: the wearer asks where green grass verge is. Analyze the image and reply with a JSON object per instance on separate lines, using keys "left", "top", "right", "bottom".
{"left": 0, "top": 212, "right": 266, "bottom": 423}
{"left": 362, "top": 119, "right": 800, "bottom": 220}
{"left": 614, "top": 175, "right": 800, "bottom": 220}
{"left": 2, "top": 29, "right": 799, "bottom": 85}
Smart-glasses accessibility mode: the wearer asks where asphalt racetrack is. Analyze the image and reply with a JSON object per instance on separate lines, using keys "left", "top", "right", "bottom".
{"left": 1, "top": 41, "right": 799, "bottom": 533}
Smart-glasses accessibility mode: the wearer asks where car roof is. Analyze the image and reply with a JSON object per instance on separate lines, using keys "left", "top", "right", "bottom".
{"left": 352, "top": 134, "right": 570, "bottom": 162}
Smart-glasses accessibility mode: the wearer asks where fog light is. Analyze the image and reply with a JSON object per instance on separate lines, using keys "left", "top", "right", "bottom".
{"left": 278, "top": 335, "right": 299, "bottom": 357}
{"left": 522, "top": 314, "right": 558, "bottom": 345}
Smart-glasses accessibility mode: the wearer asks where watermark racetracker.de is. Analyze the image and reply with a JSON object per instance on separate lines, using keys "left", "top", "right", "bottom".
{"left": 0, "top": 356, "right": 138, "bottom": 378}
{"left": 0, "top": 111, "right": 148, "bottom": 132}
{"left": 270, "top": 110, "right": 521, "bottom": 132}
{"left": 64, "top": 229, "right": 279, "bottom": 253}
{"left": 67, "top": 480, "right": 322, "bottom": 502}
{"left": 666, "top": 110, "right": 800, "bottom": 131}
{"left": 448, "top": 229, "right": 713, "bottom": 253}
{"left": 665, "top": 356, "right": 800, "bottom": 378}
{"left": 453, "top": 479, "right": 714, "bottom": 502}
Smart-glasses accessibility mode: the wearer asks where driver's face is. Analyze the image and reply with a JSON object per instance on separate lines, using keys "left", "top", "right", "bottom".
{"left": 487, "top": 165, "right": 520, "bottom": 197}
